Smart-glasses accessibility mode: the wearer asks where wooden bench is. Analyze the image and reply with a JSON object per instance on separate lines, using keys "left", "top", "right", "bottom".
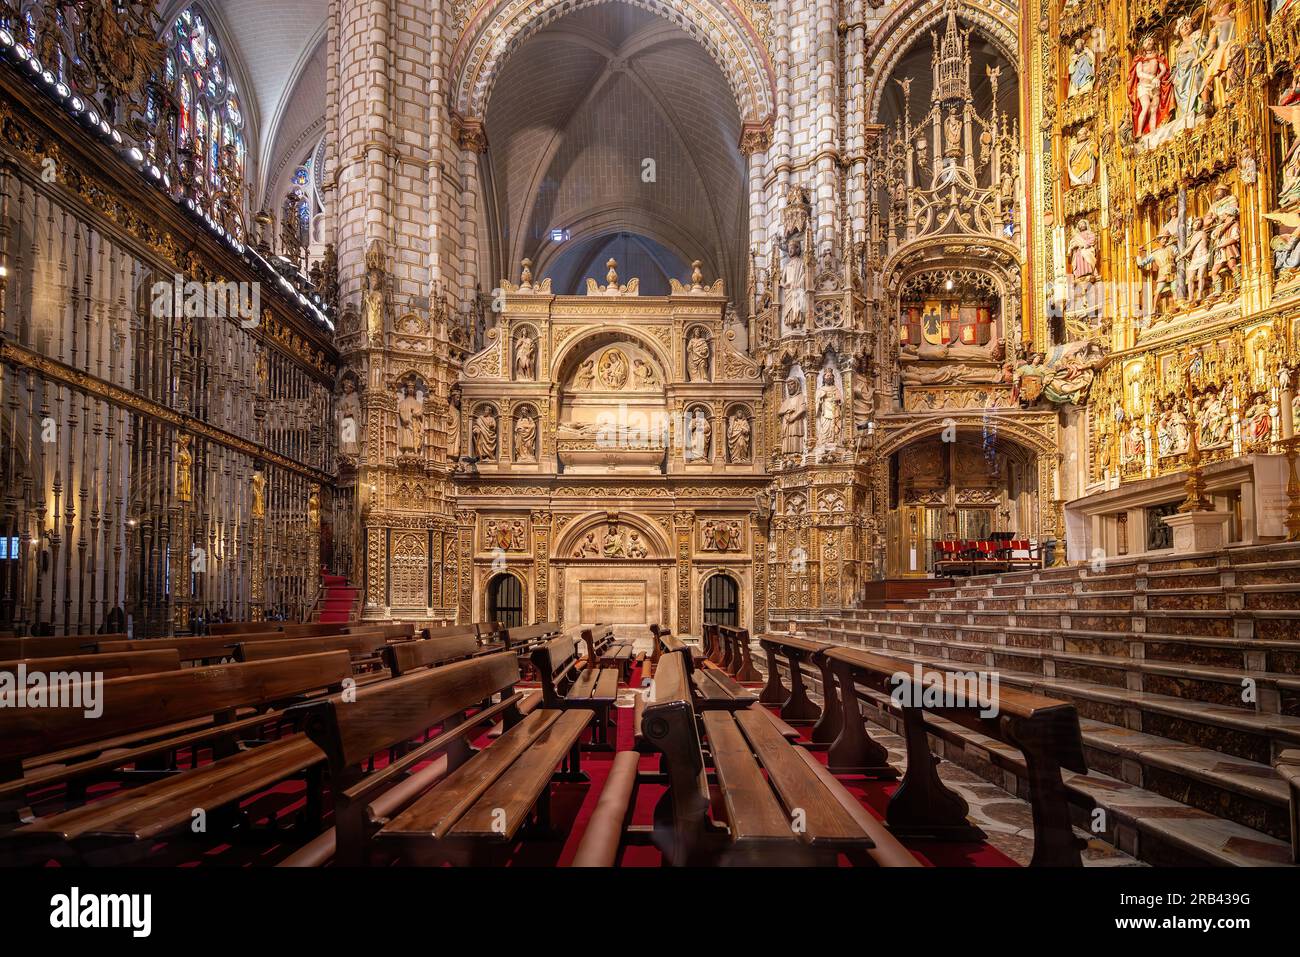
{"left": 822, "top": 645, "right": 1089, "bottom": 866}
{"left": 0, "top": 636, "right": 122, "bottom": 659}
{"left": 757, "top": 633, "right": 837, "bottom": 734}
{"left": 96, "top": 630, "right": 330, "bottom": 665}
{"left": 1277, "top": 749, "right": 1300, "bottom": 864}
{"left": 625, "top": 650, "right": 915, "bottom": 867}
{"left": 717, "top": 625, "right": 762, "bottom": 682}
{"left": 289, "top": 652, "right": 592, "bottom": 865}
{"left": 354, "top": 621, "right": 421, "bottom": 641}
{"left": 384, "top": 633, "right": 483, "bottom": 677}
{"left": 530, "top": 636, "right": 618, "bottom": 750}
{"left": 0, "top": 649, "right": 181, "bottom": 681}
{"left": 0, "top": 651, "right": 354, "bottom": 862}
{"left": 500, "top": 621, "right": 561, "bottom": 650}
{"left": 233, "top": 630, "right": 397, "bottom": 666}
{"left": 656, "top": 632, "right": 755, "bottom": 713}
{"left": 581, "top": 624, "right": 635, "bottom": 681}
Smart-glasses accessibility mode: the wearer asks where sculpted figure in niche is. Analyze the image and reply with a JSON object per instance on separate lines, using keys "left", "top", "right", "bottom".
{"left": 782, "top": 240, "right": 809, "bottom": 331}
{"left": 687, "top": 329, "right": 711, "bottom": 382}
{"left": 473, "top": 407, "right": 498, "bottom": 461}
{"left": 338, "top": 378, "right": 362, "bottom": 459}
{"left": 685, "top": 408, "right": 712, "bottom": 462}
{"left": 514, "top": 412, "right": 537, "bottom": 463}
{"left": 603, "top": 527, "right": 625, "bottom": 557}
{"left": 514, "top": 332, "right": 536, "bottom": 380}
{"left": 251, "top": 470, "right": 266, "bottom": 519}
{"left": 1068, "top": 36, "right": 1096, "bottom": 97}
{"left": 1200, "top": 0, "right": 1239, "bottom": 111}
{"left": 577, "top": 532, "right": 601, "bottom": 557}
{"left": 576, "top": 358, "right": 597, "bottom": 390}
{"left": 397, "top": 384, "right": 425, "bottom": 453}
{"left": 779, "top": 377, "right": 807, "bottom": 455}
{"left": 726, "top": 411, "right": 751, "bottom": 463}
{"left": 364, "top": 241, "right": 386, "bottom": 342}
{"left": 1128, "top": 34, "right": 1173, "bottom": 141}
{"left": 175, "top": 434, "right": 193, "bottom": 503}
{"left": 446, "top": 388, "right": 462, "bottom": 462}
{"left": 852, "top": 374, "right": 875, "bottom": 437}
{"left": 1067, "top": 128, "right": 1097, "bottom": 188}
{"left": 815, "top": 369, "right": 842, "bottom": 446}
{"left": 1069, "top": 219, "right": 1099, "bottom": 310}
{"left": 1170, "top": 16, "right": 1206, "bottom": 128}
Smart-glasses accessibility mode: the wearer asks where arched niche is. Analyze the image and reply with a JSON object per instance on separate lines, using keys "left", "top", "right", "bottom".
{"left": 554, "top": 329, "right": 670, "bottom": 471}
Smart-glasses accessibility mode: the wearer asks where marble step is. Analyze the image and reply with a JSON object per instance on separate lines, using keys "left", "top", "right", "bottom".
{"left": 767, "top": 656, "right": 1294, "bottom": 866}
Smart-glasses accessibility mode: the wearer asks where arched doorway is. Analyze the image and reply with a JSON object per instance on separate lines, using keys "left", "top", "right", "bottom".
{"left": 702, "top": 573, "right": 739, "bottom": 627}
{"left": 487, "top": 573, "right": 525, "bottom": 628}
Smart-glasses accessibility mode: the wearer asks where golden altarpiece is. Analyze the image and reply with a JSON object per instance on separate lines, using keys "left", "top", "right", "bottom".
{"left": 1035, "top": 0, "right": 1300, "bottom": 555}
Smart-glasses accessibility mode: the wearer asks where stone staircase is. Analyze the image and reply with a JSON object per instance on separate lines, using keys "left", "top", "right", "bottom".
{"left": 784, "top": 542, "right": 1300, "bottom": 866}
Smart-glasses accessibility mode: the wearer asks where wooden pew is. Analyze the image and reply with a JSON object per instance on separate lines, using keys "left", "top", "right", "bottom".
{"left": 530, "top": 636, "right": 618, "bottom": 749}
{"left": 233, "top": 630, "right": 396, "bottom": 665}
{"left": 208, "top": 621, "right": 280, "bottom": 637}
{"left": 96, "top": 633, "right": 287, "bottom": 665}
{"left": 289, "top": 652, "right": 592, "bottom": 865}
{"left": 581, "top": 624, "right": 634, "bottom": 680}
{"left": 0, "top": 636, "right": 121, "bottom": 659}
{"left": 822, "top": 645, "right": 1089, "bottom": 866}
{"left": 383, "top": 633, "right": 482, "bottom": 677}
{"left": 756, "top": 633, "right": 829, "bottom": 726}
{"left": 714, "top": 625, "right": 763, "bottom": 682}
{"left": 355, "top": 621, "right": 420, "bottom": 641}
{"left": 0, "top": 649, "right": 181, "bottom": 681}
{"left": 280, "top": 622, "right": 350, "bottom": 637}
{"left": 500, "top": 620, "right": 561, "bottom": 650}
{"left": 0, "top": 651, "right": 353, "bottom": 853}
{"left": 626, "top": 651, "right": 913, "bottom": 866}
{"left": 656, "top": 632, "right": 755, "bottom": 713}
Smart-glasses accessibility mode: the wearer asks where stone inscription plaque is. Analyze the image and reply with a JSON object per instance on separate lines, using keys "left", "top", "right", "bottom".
{"left": 579, "top": 580, "right": 648, "bottom": 624}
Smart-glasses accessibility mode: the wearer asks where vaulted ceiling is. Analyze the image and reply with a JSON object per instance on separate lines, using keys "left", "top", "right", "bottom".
{"left": 481, "top": 5, "right": 748, "bottom": 298}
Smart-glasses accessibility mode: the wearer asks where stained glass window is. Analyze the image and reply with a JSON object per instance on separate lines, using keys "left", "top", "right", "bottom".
{"left": 164, "top": 6, "right": 247, "bottom": 225}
